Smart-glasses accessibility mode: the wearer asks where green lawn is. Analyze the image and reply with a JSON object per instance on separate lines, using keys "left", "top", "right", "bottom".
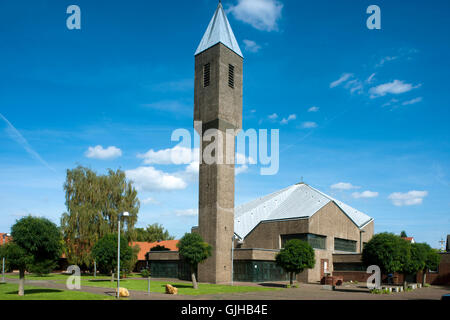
{"left": 0, "top": 282, "right": 113, "bottom": 300}
{"left": 73, "top": 278, "right": 280, "bottom": 295}
{"left": 5, "top": 273, "right": 281, "bottom": 296}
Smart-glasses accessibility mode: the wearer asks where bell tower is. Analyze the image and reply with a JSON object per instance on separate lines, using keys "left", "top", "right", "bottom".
{"left": 194, "top": 2, "right": 243, "bottom": 284}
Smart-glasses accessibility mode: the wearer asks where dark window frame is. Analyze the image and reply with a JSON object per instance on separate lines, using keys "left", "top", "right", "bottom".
{"left": 228, "top": 64, "right": 235, "bottom": 88}
{"left": 334, "top": 237, "right": 357, "bottom": 252}
{"left": 280, "top": 233, "right": 327, "bottom": 250}
{"left": 203, "top": 63, "right": 210, "bottom": 88}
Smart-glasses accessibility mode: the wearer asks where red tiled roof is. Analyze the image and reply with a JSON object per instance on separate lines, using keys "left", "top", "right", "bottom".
{"left": 401, "top": 237, "right": 414, "bottom": 242}
{"left": 131, "top": 240, "right": 179, "bottom": 261}
{"left": 0, "top": 233, "right": 11, "bottom": 245}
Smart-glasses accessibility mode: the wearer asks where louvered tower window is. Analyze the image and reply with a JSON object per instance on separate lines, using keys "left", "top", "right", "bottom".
{"left": 228, "top": 64, "right": 235, "bottom": 88}
{"left": 203, "top": 63, "right": 210, "bottom": 87}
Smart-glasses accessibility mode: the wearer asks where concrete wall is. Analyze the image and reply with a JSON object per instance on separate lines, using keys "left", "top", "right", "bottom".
{"left": 238, "top": 201, "right": 374, "bottom": 283}
{"left": 194, "top": 43, "right": 243, "bottom": 284}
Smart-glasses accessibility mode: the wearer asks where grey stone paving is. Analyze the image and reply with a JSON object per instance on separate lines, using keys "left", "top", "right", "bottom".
{"left": 3, "top": 277, "right": 449, "bottom": 300}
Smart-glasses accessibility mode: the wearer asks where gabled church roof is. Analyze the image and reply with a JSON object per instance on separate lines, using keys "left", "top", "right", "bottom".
{"left": 195, "top": 2, "right": 243, "bottom": 58}
{"left": 234, "top": 183, "right": 373, "bottom": 239}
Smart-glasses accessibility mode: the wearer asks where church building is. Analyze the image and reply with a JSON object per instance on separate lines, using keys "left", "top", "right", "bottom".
{"left": 147, "top": 2, "right": 375, "bottom": 284}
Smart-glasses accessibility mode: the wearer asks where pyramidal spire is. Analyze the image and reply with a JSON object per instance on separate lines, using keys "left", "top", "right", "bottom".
{"left": 195, "top": 2, "right": 243, "bottom": 58}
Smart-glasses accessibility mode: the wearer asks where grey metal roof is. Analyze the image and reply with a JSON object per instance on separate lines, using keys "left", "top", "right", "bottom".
{"left": 195, "top": 3, "right": 243, "bottom": 58}
{"left": 234, "top": 183, "right": 373, "bottom": 239}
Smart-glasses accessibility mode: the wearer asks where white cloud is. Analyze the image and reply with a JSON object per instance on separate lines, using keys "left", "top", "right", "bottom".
{"left": 125, "top": 166, "right": 187, "bottom": 192}
{"left": 330, "top": 73, "right": 353, "bottom": 88}
{"left": 268, "top": 113, "right": 278, "bottom": 120}
{"left": 388, "top": 190, "right": 428, "bottom": 206}
{"left": 175, "top": 209, "right": 197, "bottom": 217}
{"left": 300, "top": 121, "right": 318, "bottom": 129}
{"left": 366, "top": 73, "right": 376, "bottom": 84}
{"left": 345, "top": 79, "right": 363, "bottom": 94}
{"left": 228, "top": 0, "right": 283, "bottom": 32}
{"left": 138, "top": 146, "right": 196, "bottom": 165}
{"left": 85, "top": 145, "right": 122, "bottom": 160}
{"left": 280, "top": 114, "right": 296, "bottom": 125}
{"left": 308, "top": 106, "right": 319, "bottom": 112}
{"left": 141, "top": 197, "right": 159, "bottom": 205}
{"left": 243, "top": 39, "right": 262, "bottom": 53}
{"left": 331, "top": 182, "right": 361, "bottom": 190}
{"left": 352, "top": 191, "right": 379, "bottom": 199}
{"left": 235, "top": 165, "right": 249, "bottom": 175}
{"left": 369, "top": 80, "right": 421, "bottom": 98}
{"left": 185, "top": 161, "right": 199, "bottom": 175}
{"left": 402, "top": 97, "right": 423, "bottom": 105}
{"left": 376, "top": 56, "right": 398, "bottom": 68}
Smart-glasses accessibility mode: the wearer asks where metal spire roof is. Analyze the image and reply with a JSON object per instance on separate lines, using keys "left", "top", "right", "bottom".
{"left": 234, "top": 183, "right": 373, "bottom": 239}
{"left": 195, "top": 2, "right": 243, "bottom": 58}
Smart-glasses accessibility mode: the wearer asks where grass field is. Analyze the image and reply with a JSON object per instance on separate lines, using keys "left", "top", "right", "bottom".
{"left": 5, "top": 273, "right": 281, "bottom": 296}
{"left": 0, "top": 282, "right": 113, "bottom": 300}
{"left": 75, "top": 278, "right": 279, "bottom": 295}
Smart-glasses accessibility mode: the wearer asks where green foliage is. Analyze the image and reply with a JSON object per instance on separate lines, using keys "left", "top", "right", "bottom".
{"left": 400, "top": 231, "right": 408, "bottom": 238}
{"left": 150, "top": 245, "right": 170, "bottom": 252}
{"left": 140, "top": 269, "right": 150, "bottom": 278}
{"left": 362, "top": 233, "right": 411, "bottom": 274}
{"left": 275, "top": 239, "right": 315, "bottom": 274}
{"left": 370, "top": 288, "right": 391, "bottom": 294}
{"left": 28, "top": 260, "right": 59, "bottom": 276}
{"left": 177, "top": 233, "right": 212, "bottom": 267}
{"left": 405, "top": 243, "right": 427, "bottom": 275}
{"left": 123, "top": 245, "right": 140, "bottom": 275}
{"left": 91, "top": 234, "right": 133, "bottom": 275}
{"left": 60, "top": 166, "right": 140, "bottom": 267}
{"left": 424, "top": 246, "right": 441, "bottom": 271}
{"left": 135, "top": 224, "right": 174, "bottom": 242}
{"left": 5, "top": 216, "right": 62, "bottom": 274}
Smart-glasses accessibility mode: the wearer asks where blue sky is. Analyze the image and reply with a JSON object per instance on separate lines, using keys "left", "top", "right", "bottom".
{"left": 0, "top": 0, "right": 449, "bottom": 248}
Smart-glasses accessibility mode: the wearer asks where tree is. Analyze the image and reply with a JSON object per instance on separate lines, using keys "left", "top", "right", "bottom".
{"left": 362, "top": 233, "right": 411, "bottom": 288}
{"left": 400, "top": 231, "right": 408, "bottom": 238}
{"left": 416, "top": 243, "right": 441, "bottom": 286}
{"left": 5, "top": 216, "right": 62, "bottom": 296}
{"left": 60, "top": 166, "right": 139, "bottom": 267}
{"left": 91, "top": 234, "right": 133, "bottom": 281}
{"left": 135, "top": 224, "right": 174, "bottom": 242}
{"left": 275, "top": 239, "right": 315, "bottom": 286}
{"left": 403, "top": 242, "right": 426, "bottom": 288}
{"left": 177, "top": 233, "right": 212, "bottom": 289}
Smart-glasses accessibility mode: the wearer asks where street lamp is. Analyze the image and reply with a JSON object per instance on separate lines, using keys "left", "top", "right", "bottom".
{"left": 117, "top": 212, "right": 129, "bottom": 299}
{"left": 231, "top": 235, "right": 243, "bottom": 286}
{"left": 2, "top": 233, "right": 11, "bottom": 283}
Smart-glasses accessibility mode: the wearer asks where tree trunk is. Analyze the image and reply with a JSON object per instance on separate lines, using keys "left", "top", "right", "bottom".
{"left": 111, "top": 272, "right": 114, "bottom": 283}
{"left": 18, "top": 269, "right": 25, "bottom": 296}
{"left": 191, "top": 266, "right": 198, "bottom": 290}
{"left": 403, "top": 278, "right": 408, "bottom": 291}
{"left": 422, "top": 270, "right": 427, "bottom": 287}
{"left": 289, "top": 272, "right": 294, "bottom": 287}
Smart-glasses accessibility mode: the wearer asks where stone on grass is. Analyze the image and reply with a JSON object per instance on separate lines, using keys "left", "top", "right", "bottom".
{"left": 116, "top": 287, "right": 130, "bottom": 297}
{"left": 165, "top": 284, "right": 178, "bottom": 295}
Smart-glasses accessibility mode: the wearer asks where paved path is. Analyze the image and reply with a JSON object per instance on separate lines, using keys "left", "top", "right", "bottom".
{"left": 3, "top": 278, "right": 449, "bottom": 300}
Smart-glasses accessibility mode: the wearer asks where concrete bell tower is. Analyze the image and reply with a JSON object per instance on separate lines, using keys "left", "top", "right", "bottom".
{"left": 194, "top": 2, "right": 243, "bottom": 284}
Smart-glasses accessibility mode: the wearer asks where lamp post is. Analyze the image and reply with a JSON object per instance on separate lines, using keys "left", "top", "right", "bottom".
{"left": 231, "top": 235, "right": 243, "bottom": 286}
{"left": 1, "top": 234, "right": 10, "bottom": 283}
{"left": 231, "top": 235, "right": 235, "bottom": 286}
{"left": 117, "top": 212, "right": 129, "bottom": 299}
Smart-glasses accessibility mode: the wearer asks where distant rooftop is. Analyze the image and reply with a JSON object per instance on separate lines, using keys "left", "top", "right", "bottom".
{"left": 234, "top": 183, "right": 373, "bottom": 239}
{"left": 195, "top": 2, "right": 243, "bottom": 58}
